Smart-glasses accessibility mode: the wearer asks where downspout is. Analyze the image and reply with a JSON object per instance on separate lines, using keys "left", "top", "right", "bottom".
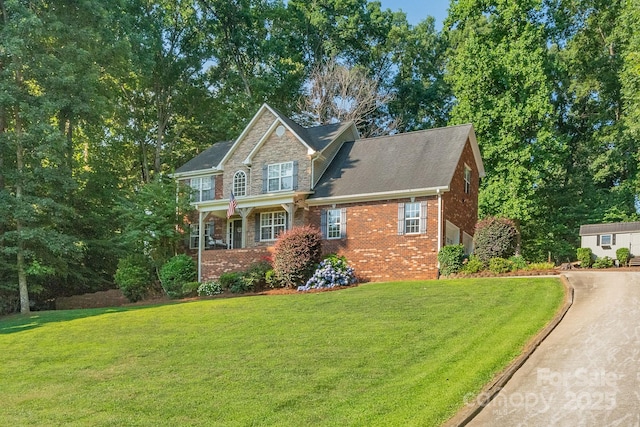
{"left": 437, "top": 189, "right": 442, "bottom": 269}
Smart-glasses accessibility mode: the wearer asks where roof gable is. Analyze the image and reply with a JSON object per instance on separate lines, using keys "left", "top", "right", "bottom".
{"left": 218, "top": 104, "right": 317, "bottom": 169}
{"left": 310, "top": 124, "right": 483, "bottom": 200}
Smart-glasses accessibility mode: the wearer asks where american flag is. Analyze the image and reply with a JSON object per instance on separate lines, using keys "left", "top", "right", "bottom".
{"left": 227, "top": 191, "right": 237, "bottom": 218}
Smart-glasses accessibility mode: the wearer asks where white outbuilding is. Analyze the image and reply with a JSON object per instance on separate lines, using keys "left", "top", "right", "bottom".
{"left": 579, "top": 221, "right": 640, "bottom": 261}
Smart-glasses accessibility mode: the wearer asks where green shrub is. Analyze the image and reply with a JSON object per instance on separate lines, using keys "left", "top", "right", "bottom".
{"left": 528, "top": 262, "right": 555, "bottom": 270}
{"left": 159, "top": 254, "right": 197, "bottom": 299}
{"left": 217, "top": 272, "right": 242, "bottom": 292}
{"left": 197, "top": 280, "right": 223, "bottom": 296}
{"left": 576, "top": 247, "right": 593, "bottom": 268}
{"left": 438, "top": 244, "right": 465, "bottom": 276}
{"left": 182, "top": 281, "right": 201, "bottom": 297}
{"left": 592, "top": 256, "right": 614, "bottom": 269}
{"left": 265, "top": 269, "right": 280, "bottom": 288}
{"left": 273, "top": 226, "right": 322, "bottom": 288}
{"left": 114, "top": 255, "right": 152, "bottom": 302}
{"left": 243, "top": 261, "right": 272, "bottom": 292}
{"left": 489, "top": 257, "right": 513, "bottom": 274}
{"left": 616, "top": 247, "right": 630, "bottom": 266}
{"left": 509, "top": 255, "right": 527, "bottom": 271}
{"left": 473, "top": 217, "right": 520, "bottom": 264}
{"left": 461, "top": 255, "right": 484, "bottom": 274}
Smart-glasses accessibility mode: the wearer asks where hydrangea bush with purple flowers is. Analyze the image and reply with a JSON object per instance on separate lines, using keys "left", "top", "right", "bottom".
{"left": 297, "top": 255, "right": 356, "bottom": 291}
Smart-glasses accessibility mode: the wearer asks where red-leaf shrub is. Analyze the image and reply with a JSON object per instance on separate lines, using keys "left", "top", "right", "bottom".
{"left": 272, "top": 226, "right": 322, "bottom": 288}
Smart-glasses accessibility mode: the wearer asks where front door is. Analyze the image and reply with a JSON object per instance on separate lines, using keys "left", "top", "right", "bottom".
{"left": 230, "top": 219, "right": 242, "bottom": 249}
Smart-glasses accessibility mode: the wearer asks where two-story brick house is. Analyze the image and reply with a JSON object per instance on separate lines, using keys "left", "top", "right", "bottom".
{"left": 173, "top": 103, "right": 484, "bottom": 282}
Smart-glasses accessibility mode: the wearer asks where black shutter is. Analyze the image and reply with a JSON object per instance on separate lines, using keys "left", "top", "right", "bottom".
{"left": 292, "top": 161, "right": 299, "bottom": 190}
{"left": 255, "top": 215, "right": 261, "bottom": 242}
{"left": 262, "top": 165, "right": 268, "bottom": 193}
{"left": 397, "top": 203, "right": 405, "bottom": 235}
{"left": 320, "top": 210, "right": 327, "bottom": 239}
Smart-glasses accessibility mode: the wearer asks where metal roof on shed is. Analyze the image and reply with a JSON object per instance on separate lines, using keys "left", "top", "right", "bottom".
{"left": 579, "top": 222, "right": 640, "bottom": 236}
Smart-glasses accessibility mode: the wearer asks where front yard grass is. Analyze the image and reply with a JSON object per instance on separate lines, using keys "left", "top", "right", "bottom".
{"left": 0, "top": 277, "right": 563, "bottom": 426}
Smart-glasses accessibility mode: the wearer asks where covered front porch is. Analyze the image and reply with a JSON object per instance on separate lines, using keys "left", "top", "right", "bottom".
{"left": 192, "top": 192, "right": 309, "bottom": 281}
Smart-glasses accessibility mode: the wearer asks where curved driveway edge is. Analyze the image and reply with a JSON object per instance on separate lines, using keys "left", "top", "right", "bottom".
{"left": 444, "top": 275, "right": 574, "bottom": 427}
{"left": 464, "top": 271, "right": 640, "bottom": 426}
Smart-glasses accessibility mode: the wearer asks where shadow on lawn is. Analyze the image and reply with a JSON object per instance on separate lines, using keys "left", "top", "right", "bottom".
{"left": 0, "top": 306, "right": 145, "bottom": 335}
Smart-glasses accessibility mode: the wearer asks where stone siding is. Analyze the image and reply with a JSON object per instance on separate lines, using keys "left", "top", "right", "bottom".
{"left": 222, "top": 109, "right": 313, "bottom": 197}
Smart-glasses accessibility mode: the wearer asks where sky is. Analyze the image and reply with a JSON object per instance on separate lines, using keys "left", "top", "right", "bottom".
{"left": 378, "top": 0, "right": 450, "bottom": 28}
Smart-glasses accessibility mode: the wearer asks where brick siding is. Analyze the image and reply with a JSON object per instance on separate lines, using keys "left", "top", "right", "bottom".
{"left": 308, "top": 197, "right": 441, "bottom": 281}
{"left": 442, "top": 138, "right": 480, "bottom": 240}
{"left": 201, "top": 247, "right": 272, "bottom": 281}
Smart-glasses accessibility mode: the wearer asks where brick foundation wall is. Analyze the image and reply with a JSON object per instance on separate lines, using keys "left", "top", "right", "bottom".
{"left": 200, "top": 247, "right": 272, "bottom": 281}
{"left": 308, "top": 197, "right": 440, "bottom": 282}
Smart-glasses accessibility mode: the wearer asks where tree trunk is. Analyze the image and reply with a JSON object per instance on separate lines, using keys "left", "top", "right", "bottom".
{"left": 15, "top": 106, "right": 30, "bottom": 314}
{"left": 155, "top": 87, "right": 167, "bottom": 175}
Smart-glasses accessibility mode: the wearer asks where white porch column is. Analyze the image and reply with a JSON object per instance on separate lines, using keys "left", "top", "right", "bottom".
{"left": 197, "top": 210, "right": 204, "bottom": 282}
{"left": 281, "top": 203, "right": 297, "bottom": 229}
{"left": 238, "top": 207, "right": 253, "bottom": 248}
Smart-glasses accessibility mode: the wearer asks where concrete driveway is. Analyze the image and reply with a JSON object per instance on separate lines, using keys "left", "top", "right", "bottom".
{"left": 466, "top": 271, "right": 640, "bottom": 426}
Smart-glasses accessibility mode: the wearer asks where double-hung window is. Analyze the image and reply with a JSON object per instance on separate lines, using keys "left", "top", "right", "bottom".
{"left": 189, "top": 223, "right": 213, "bottom": 249}
{"left": 464, "top": 166, "right": 472, "bottom": 194}
{"left": 404, "top": 202, "right": 421, "bottom": 234}
{"left": 322, "top": 208, "right": 346, "bottom": 239}
{"left": 260, "top": 211, "right": 286, "bottom": 241}
{"left": 599, "top": 234, "right": 614, "bottom": 246}
{"left": 398, "top": 201, "right": 427, "bottom": 235}
{"left": 187, "top": 176, "right": 215, "bottom": 202}
{"left": 267, "top": 162, "right": 293, "bottom": 192}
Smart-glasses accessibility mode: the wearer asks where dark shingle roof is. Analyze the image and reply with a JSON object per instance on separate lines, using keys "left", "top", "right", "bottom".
{"left": 579, "top": 222, "right": 640, "bottom": 236}
{"left": 269, "top": 106, "right": 353, "bottom": 152}
{"left": 174, "top": 140, "right": 234, "bottom": 174}
{"left": 310, "top": 124, "right": 474, "bottom": 199}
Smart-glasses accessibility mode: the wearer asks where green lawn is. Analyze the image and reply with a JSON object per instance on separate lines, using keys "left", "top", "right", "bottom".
{"left": 0, "top": 278, "right": 563, "bottom": 426}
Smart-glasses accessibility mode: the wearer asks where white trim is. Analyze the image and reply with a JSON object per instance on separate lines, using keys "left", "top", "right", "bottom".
{"left": 194, "top": 191, "right": 311, "bottom": 214}
{"left": 259, "top": 210, "right": 287, "bottom": 242}
{"left": 172, "top": 170, "right": 222, "bottom": 179}
{"left": 306, "top": 186, "right": 449, "bottom": 206}
{"left": 465, "top": 126, "right": 486, "bottom": 178}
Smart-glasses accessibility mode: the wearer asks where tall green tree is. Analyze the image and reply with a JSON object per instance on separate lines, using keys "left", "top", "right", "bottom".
{"left": 388, "top": 16, "right": 451, "bottom": 131}
{"left": 0, "top": 0, "right": 96, "bottom": 312}
{"left": 446, "top": 0, "right": 556, "bottom": 224}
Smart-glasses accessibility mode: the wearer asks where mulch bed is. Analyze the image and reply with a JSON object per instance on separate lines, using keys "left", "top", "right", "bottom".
{"left": 56, "top": 265, "right": 640, "bottom": 310}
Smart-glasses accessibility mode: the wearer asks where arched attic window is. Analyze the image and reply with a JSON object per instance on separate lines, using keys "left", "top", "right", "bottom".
{"left": 233, "top": 170, "right": 247, "bottom": 197}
